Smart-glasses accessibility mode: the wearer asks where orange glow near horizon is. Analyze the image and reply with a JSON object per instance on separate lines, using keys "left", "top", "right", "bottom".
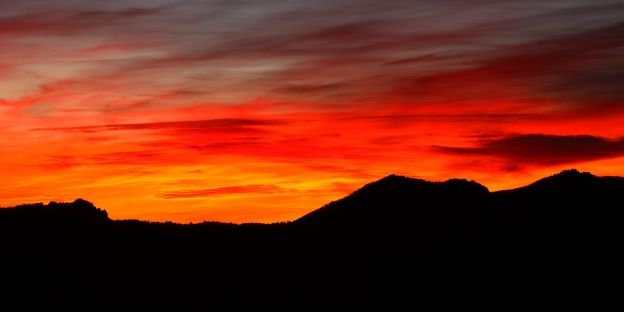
{"left": 1, "top": 1, "right": 623, "bottom": 222}
{"left": 2, "top": 101, "right": 624, "bottom": 223}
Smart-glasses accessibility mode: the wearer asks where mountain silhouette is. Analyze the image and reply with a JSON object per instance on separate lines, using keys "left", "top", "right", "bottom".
{"left": 295, "top": 174, "right": 489, "bottom": 231}
{"left": 0, "top": 198, "right": 108, "bottom": 224}
{"left": 1, "top": 169, "right": 623, "bottom": 306}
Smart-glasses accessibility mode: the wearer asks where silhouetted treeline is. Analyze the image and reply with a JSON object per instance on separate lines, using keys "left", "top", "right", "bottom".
{"left": 1, "top": 169, "right": 624, "bottom": 307}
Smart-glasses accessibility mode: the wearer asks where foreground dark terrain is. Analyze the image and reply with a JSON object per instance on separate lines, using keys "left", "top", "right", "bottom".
{"left": 1, "top": 169, "right": 623, "bottom": 305}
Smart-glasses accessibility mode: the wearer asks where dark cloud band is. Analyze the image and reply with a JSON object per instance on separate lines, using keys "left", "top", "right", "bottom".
{"left": 435, "top": 134, "right": 624, "bottom": 165}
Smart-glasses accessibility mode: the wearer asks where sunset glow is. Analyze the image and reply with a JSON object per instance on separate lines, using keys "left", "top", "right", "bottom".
{"left": 1, "top": 1, "right": 623, "bottom": 222}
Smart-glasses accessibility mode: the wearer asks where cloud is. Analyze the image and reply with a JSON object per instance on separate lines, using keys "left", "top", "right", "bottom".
{"left": 89, "top": 151, "right": 164, "bottom": 165}
{"left": 382, "top": 54, "right": 439, "bottom": 66}
{"left": 0, "top": 7, "right": 163, "bottom": 36}
{"left": 435, "top": 134, "right": 624, "bottom": 165}
{"left": 5, "top": 0, "right": 622, "bottom": 111}
{"left": 2, "top": 0, "right": 624, "bottom": 223}
{"left": 158, "top": 185, "right": 286, "bottom": 199}
{"left": 38, "top": 118, "right": 286, "bottom": 133}
{"left": 394, "top": 20, "right": 624, "bottom": 110}
{"left": 41, "top": 156, "right": 77, "bottom": 170}
{"left": 277, "top": 83, "right": 349, "bottom": 95}
{"left": 338, "top": 113, "right": 548, "bottom": 123}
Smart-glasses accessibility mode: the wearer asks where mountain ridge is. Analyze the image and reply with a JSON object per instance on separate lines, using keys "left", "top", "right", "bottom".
{"left": 0, "top": 168, "right": 617, "bottom": 224}
{"left": 2, "top": 168, "right": 624, "bottom": 304}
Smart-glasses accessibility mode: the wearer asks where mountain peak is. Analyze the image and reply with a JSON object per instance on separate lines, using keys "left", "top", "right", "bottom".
{"left": 376, "top": 174, "right": 415, "bottom": 183}
{"left": 551, "top": 169, "right": 593, "bottom": 178}
{"left": 373, "top": 174, "right": 488, "bottom": 193}
{"left": 296, "top": 173, "right": 489, "bottom": 226}
{"left": 533, "top": 169, "right": 595, "bottom": 184}
{"left": 443, "top": 178, "right": 489, "bottom": 192}
{"left": 0, "top": 199, "right": 109, "bottom": 224}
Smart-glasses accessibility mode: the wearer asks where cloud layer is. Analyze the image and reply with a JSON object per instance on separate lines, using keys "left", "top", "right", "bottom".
{"left": 1, "top": 0, "right": 623, "bottom": 222}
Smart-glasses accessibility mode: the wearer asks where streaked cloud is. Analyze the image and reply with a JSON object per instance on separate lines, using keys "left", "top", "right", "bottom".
{"left": 158, "top": 184, "right": 286, "bottom": 199}
{"left": 436, "top": 134, "right": 624, "bottom": 166}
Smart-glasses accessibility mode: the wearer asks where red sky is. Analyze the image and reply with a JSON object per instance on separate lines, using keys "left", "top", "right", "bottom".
{"left": 1, "top": 0, "right": 623, "bottom": 222}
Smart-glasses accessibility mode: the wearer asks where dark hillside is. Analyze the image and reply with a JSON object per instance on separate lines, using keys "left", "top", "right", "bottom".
{"left": 1, "top": 170, "right": 623, "bottom": 306}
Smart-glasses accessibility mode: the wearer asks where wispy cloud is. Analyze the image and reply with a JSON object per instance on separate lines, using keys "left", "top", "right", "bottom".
{"left": 158, "top": 185, "right": 286, "bottom": 199}
{"left": 394, "top": 21, "right": 624, "bottom": 109}
{"left": 0, "top": 7, "right": 163, "bottom": 36}
{"left": 36, "top": 118, "right": 287, "bottom": 133}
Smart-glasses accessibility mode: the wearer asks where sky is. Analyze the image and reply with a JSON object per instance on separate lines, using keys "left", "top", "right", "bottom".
{"left": 1, "top": 0, "right": 623, "bottom": 222}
